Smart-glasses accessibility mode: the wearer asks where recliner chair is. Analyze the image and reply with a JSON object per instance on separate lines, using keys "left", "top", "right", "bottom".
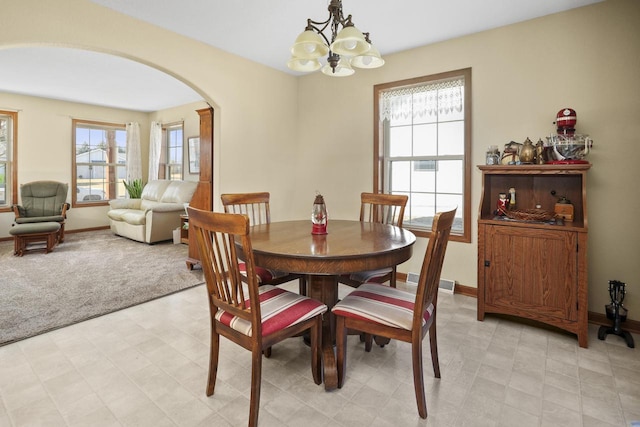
{"left": 13, "top": 181, "right": 70, "bottom": 242}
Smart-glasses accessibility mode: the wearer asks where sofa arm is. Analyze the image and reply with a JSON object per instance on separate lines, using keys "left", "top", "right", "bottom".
{"left": 109, "top": 199, "right": 142, "bottom": 210}
{"left": 12, "top": 205, "right": 25, "bottom": 219}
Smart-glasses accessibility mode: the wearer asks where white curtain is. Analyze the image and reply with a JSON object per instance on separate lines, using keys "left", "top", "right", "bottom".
{"left": 148, "top": 121, "right": 162, "bottom": 181}
{"left": 379, "top": 78, "right": 464, "bottom": 122}
{"left": 125, "top": 122, "right": 142, "bottom": 181}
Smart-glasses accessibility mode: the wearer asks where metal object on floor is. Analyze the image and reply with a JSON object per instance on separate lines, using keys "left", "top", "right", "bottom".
{"left": 598, "top": 280, "right": 635, "bottom": 348}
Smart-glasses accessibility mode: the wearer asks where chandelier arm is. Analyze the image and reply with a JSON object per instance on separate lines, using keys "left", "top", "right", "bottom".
{"left": 305, "top": 24, "right": 332, "bottom": 47}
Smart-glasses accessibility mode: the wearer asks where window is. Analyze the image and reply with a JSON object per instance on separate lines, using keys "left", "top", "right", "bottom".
{"left": 165, "top": 123, "right": 183, "bottom": 180}
{"left": 0, "top": 111, "right": 17, "bottom": 211}
{"left": 73, "top": 120, "right": 127, "bottom": 206}
{"left": 374, "top": 68, "right": 471, "bottom": 242}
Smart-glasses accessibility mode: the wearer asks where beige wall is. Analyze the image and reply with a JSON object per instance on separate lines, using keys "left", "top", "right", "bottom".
{"left": 148, "top": 100, "right": 210, "bottom": 181}
{"left": 294, "top": 0, "right": 640, "bottom": 318}
{"left": 1, "top": 0, "right": 301, "bottom": 217}
{"left": 0, "top": 93, "right": 150, "bottom": 232}
{"left": 1, "top": 0, "right": 639, "bottom": 320}
{"left": 0, "top": 94, "right": 209, "bottom": 234}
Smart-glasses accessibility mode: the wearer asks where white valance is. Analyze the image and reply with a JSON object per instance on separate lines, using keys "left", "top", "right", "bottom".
{"left": 379, "top": 78, "right": 464, "bottom": 122}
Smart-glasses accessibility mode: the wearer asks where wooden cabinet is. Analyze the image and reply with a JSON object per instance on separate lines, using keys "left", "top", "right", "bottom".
{"left": 477, "top": 164, "right": 590, "bottom": 347}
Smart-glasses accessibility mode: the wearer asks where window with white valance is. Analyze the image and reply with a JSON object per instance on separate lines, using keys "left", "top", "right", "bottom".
{"left": 374, "top": 68, "right": 471, "bottom": 242}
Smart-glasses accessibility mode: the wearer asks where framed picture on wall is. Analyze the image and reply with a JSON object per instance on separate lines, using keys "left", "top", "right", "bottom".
{"left": 188, "top": 136, "right": 200, "bottom": 174}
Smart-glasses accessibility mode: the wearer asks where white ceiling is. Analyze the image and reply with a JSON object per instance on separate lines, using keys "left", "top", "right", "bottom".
{"left": 0, "top": 0, "right": 602, "bottom": 112}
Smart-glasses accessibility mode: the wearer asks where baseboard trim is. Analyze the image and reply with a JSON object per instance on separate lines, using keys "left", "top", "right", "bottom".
{"left": 399, "top": 273, "right": 639, "bottom": 330}
{"left": 66, "top": 226, "right": 110, "bottom": 234}
{"left": 453, "top": 283, "right": 477, "bottom": 298}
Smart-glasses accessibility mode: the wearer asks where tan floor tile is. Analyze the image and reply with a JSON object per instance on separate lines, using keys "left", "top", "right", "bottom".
{"left": 1, "top": 289, "right": 638, "bottom": 426}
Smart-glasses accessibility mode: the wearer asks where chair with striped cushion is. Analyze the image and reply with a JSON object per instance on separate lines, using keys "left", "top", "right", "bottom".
{"left": 221, "top": 192, "right": 307, "bottom": 294}
{"left": 188, "top": 207, "right": 327, "bottom": 427}
{"left": 332, "top": 208, "right": 456, "bottom": 419}
{"left": 338, "top": 192, "right": 408, "bottom": 289}
{"left": 338, "top": 192, "right": 408, "bottom": 350}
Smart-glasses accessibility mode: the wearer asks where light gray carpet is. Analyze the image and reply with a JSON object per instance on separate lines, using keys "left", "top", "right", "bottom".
{"left": 0, "top": 229, "right": 203, "bottom": 346}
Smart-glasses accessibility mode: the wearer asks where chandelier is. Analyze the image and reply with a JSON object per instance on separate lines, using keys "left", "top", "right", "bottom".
{"left": 287, "top": 0, "right": 384, "bottom": 77}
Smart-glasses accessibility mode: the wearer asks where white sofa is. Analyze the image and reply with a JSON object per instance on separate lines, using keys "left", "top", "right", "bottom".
{"left": 107, "top": 180, "right": 197, "bottom": 244}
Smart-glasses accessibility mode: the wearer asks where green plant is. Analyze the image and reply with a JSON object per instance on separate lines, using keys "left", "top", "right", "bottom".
{"left": 123, "top": 179, "right": 145, "bottom": 199}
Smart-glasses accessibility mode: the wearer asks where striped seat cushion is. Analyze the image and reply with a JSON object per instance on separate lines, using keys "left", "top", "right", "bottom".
{"left": 215, "top": 285, "right": 327, "bottom": 337}
{"left": 332, "top": 283, "right": 433, "bottom": 330}
{"left": 239, "top": 262, "right": 291, "bottom": 283}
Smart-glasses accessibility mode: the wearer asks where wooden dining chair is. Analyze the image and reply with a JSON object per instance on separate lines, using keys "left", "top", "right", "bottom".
{"left": 338, "top": 192, "right": 408, "bottom": 290}
{"left": 221, "top": 192, "right": 307, "bottom": 294}
{"left": 332, "top": 208, "right": 456, "bottom": 419}
{"left": 188, "top": 207, "right": 326, "bottom": 427}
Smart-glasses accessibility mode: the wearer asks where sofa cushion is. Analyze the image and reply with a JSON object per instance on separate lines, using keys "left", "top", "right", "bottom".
{"left": 108, "top": 199, "right": 141, "bottom": 210}
{"left": 159, "top": 181, "right": 197, "bottom": 204}
{"left": 141, "top": 180, "right": 172, "bottom": 202}
{"left": 107, "top": 209, "right": 146, "bottom": 225}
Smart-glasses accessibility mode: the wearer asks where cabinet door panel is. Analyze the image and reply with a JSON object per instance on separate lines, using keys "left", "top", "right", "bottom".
{"left": 484, "top": 225, "right": 577, "bottom": 321}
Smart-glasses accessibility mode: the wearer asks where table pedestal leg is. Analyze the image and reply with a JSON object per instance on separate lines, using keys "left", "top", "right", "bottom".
{"left": 308, "top": 275, "right": 338, "bottom": 391}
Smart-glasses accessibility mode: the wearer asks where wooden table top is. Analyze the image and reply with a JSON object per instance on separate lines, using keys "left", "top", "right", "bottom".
{"left": 248, "top": 220, "right": 416, "bottom": 276}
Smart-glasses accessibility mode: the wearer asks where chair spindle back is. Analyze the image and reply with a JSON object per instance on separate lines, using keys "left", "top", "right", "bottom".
{"left": 360, "top": 192, "right": 408, "bottom": 227}
{"left": 188, "top": 207, "right": 261, "bottom": 326}
{"left": 221, "top": 192, "right": 271, "bottom": 225}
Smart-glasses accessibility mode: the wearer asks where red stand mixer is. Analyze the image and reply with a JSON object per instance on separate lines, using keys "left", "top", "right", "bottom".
{"left": 545, "top": 108, "right": 593, "bottom": 164}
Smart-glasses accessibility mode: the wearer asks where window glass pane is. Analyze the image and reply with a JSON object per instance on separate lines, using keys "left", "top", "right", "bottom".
{"left": 167, "top": 165, "right": 182, "bottom": 181}
{"left": 436, "top": 193, "right": 463, "bottom": 232}
{"left": 0, "top": 118, "right": 8, "bottom": 161}
{"left": 406, "top": 192, "right": 435, "bottom": 229}
{"left": 76, "top": 165, "right": 107, "bottom": 201}
{"left": 411, "top": 161, "right": 436, "bottom": 192}
{"left": 165, "top": 125, "right": 183, "bottom": 180}
{"left": 389, "top": 160, "right": 411, "bottom": 192}
{"left": 413, "top": 123, "right": 437, "bottom": 156}
{"left": 438, "top": 121, "right": 464, "bottom": 155}
{"left": 389, "top": 126, "right": 411, "bottom": 157}
{"left": 0, "top": 112, "right": 14, "bottom": 208}
{"left": 74, "top": 121, "right": 126, "bottom": 204}
{"left": 0, "top": 163, "right": 6, "bottom": 205}
{"left": 436, "top": 160, "right": 463, "bottom": 194}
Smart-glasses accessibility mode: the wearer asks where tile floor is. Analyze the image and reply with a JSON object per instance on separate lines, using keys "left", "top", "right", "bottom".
{"left": 0, "top": 282, "right": 638, "bottom": 427}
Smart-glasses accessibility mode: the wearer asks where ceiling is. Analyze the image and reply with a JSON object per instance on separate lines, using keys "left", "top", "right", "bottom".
{"left": 0, "top": 0, "right": 602, "bottom": 112}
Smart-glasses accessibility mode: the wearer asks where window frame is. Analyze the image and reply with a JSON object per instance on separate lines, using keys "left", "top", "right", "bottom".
{"left": 0, "top": 110, "right": 18, "bottom": 213}
{"left": 164, "top": 122, "right": 184, "bottom": 181}
{"left": 373, "top": 68, "right": 472, "bottom": 243}
{"left": 72, "top": 119, "right": 127, "bottom": 207}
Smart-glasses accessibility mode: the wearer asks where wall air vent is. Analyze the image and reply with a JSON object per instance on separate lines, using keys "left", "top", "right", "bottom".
{"left": 406, "top": 273, "right": 455, "bottom": 294}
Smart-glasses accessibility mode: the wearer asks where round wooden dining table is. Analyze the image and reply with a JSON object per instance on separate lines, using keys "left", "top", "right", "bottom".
{"left": 247, "top": 219, "right": 416, "bottom": 390}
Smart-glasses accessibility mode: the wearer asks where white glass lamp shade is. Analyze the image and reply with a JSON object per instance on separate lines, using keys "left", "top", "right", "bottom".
{"left": 351, "top": 44, "right": 385, "bottom": 69}
{"left": 321, "top": 58, "right": 355, "bottom": 77}
{"left": 287, "top": 56, "right": 322, "bottom": 72}
{"left": 291, "top": 30, "right": 329, "bottom": 59}
{"left": 330, "top": 25, "right": 370, "bottom": 56}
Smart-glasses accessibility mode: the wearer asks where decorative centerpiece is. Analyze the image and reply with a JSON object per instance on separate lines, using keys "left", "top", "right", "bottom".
{"left": 311, "top": 193, "right": 328, "bottom": 235}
